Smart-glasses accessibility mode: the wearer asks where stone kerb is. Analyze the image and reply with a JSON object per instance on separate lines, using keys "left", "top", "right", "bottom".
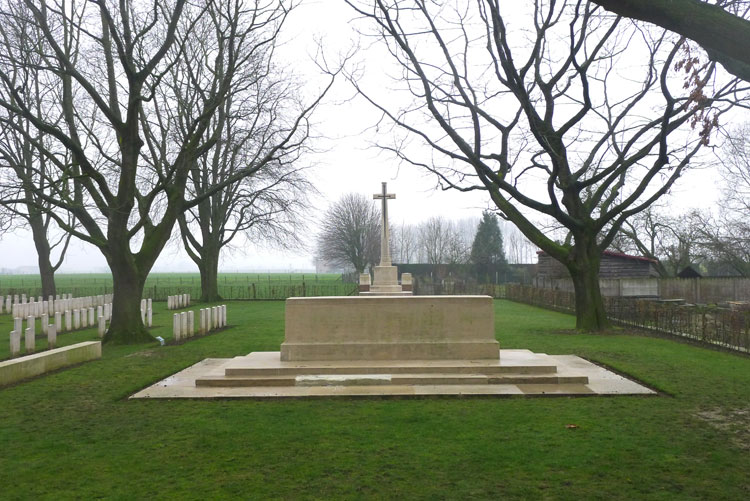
{"left": 0, "top": 341, "right": 102, "bottom": 387}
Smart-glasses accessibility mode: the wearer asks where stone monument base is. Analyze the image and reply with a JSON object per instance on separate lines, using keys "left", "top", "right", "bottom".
{"left": 128, "top": 294, "right": 656, "bottom": 399}
{"left": 280, "top": 296, "right": 498, "bottom": 361}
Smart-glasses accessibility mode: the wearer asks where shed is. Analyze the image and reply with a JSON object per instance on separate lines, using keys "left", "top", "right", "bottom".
{"left": 537, "top": 250, "right": 660, "bottom": 279}
{"left": 677, "top": 265, "right": 702, "bottom": 279}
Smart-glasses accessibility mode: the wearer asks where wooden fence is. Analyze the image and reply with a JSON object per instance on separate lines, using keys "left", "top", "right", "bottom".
{"left": 507, "top": 285, "right": 750, "bottom": 353}
{"left": 533, "top": 276, "right": 750, "bottom": 303}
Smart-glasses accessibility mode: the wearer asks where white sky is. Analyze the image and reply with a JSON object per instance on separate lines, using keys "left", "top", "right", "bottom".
{"left": 0, "top": 0, "right": 728, "bottom": 274}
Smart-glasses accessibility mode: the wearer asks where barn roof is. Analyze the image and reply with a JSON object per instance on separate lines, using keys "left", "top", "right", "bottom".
{"left": 537, "top": 250, "right": 658, "bottom": 264}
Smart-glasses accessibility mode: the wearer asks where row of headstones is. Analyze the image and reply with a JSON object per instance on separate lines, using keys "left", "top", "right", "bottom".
{"left": 167, "top": 294, "right": 191, "bottom": 310}
{"left": 0, "top": 293, "right": 75, "bottom": 315}
{"left": 3, "top": 294, "right": 113, "bottom": 318}
{"left": 140, "top": 299, "right": 154, "bottom": 327}
{"left": 8, "top": 298, "right": 156, "bottom": 358}
{"left": 173, "top": 305, "right": 227, "bottom": 342}
{"left": 9, "top": 304, "right": 111, "bottom": 357}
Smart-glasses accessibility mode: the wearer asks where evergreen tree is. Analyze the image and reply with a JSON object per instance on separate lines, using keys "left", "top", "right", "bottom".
{"left": 470, "top": 212, "right": 508, "bottom": 283}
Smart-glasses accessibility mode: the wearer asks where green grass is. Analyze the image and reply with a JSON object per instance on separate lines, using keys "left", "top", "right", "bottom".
{"left": 0, "top": 272, "right": 354, "bottom": 300}
{"left": 1, "top": 300, "right": 749, "bottom": 499}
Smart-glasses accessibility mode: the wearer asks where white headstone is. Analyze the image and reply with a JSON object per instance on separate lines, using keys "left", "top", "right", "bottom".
{"left": 98, "top": 315, "right": 106, "bottom": 338}
{"left": 73, "top": 309, "right": 80, "bottom": 329}
{"left": 173, "top": 313, "right": 182, "bottom": 341}
{"left": 25, "top": 327, "right": 35, "bottom": 354}
{"left": 54, "top": 311, "right": 62, "bottom": 333}
{"left": 47, "top": 324, "right": 57, "bottom": 349}
{"left": 10, "top": 330, "right": 21, "bottom": 357}
{"left": 188, "top": 310, "right": 194, "bottom": 337}
{"left": 88, "top": 307, "right": 95, "bottom": 326}
{"left": 180, "top": 312, "right": 188, "bottom": 338}
{"left": 147, "top": 307, "right": 152, "bottom": 328}
{"left": 65, "top": 310, "right": 72, "bottom": 331}
{"left": 41, "top": 313, "right": 49, "bottom": 334}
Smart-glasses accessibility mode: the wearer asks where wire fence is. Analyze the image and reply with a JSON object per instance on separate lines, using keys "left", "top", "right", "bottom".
{"left": 506, "top": 284, "right": 750, "bottom": 353}
{"left": 0, "top": 274, "right": 357, "bottom": 301}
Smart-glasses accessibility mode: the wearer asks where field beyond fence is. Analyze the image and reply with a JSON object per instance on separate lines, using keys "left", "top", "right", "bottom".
{"left": 0, "top": 273, "right": 357, "bottom": 300}
{"left": 507, "top": 284, "right": 750, "bottom": 353}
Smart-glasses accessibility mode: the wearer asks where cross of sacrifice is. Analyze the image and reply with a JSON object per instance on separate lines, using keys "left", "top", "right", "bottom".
{"left": 373, "top": 182, "right": 396, "bottom": 267}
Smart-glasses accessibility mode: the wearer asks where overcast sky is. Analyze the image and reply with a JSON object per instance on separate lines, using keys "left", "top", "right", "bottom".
{"left": 0, "top": 1, "right": 726, "bottom": 274}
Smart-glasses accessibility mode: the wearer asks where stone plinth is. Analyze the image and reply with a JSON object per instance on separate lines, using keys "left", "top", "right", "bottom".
{"left": 281, "top": 295, "right": 498, "bottom": 361}
{"left": 0, "top": 341, "right": 101, "bottom": 387}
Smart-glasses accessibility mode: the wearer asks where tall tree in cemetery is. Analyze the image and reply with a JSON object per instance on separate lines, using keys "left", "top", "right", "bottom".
{"left": 0, "top": 4, "right": 74, "bottom": 296}
{"left": 348, "top": 0, "right": 741, "bottom": 329}
{"left": 470, "top": 211, "right": 507, "bottom": 283}
{"left": 316, "top": 193, "right": 380, "bottom": 273}
{"left": 0, "top": 0, "right": 333, "bottom": 343}
{"left": 169, "top": 8, "right": 314, "bottom": 302}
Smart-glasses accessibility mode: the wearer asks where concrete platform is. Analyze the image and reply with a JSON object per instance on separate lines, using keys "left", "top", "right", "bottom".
{"left": 130, "top": 350, "right": 656, "bottom": 399}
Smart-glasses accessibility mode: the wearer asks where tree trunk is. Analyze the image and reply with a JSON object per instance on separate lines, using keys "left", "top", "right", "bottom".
{"left": 103, "top": 258, "right": 153, "bottom": 344}
{"left": 199, "top": 249, "right": 222, "bottom": 302}
{"left": 28, "top": 214, "right": 57, "bottom": 298}
{"left": 568, "top": 247, "right": 610, "bottom": 331}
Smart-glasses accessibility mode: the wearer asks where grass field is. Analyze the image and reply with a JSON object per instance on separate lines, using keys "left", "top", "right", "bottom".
{"left": 0, "top": 272, "right": 355, "bottom": 300}
{"left": 1, "top": 300, "right": 749, "bottom": 499}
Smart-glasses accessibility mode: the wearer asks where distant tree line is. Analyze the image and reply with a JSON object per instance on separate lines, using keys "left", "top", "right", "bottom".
{"left": 316, "top": 194, "right": 537, "bottom": 282}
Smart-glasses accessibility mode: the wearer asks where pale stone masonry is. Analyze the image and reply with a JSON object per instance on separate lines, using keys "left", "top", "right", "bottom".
{"left": 167, "top": 294, "right": 191, "bottom": 310}
{"left": 98, "top": 315, "right": 106, "bottom": 338}
{"left": 173, "top": 314, "right": 182, "bottom": 341}
{"left": 10, "top": 330, "right": 20, "bottom": 357}
{"left": 24, "top": 327, "right": 35, "bottom": 354}
{"left": 360, "top": 182, "right": 412, "bottom": 296}
{"left": 0, "top": 341, "right": 102, "bottom": 387}
{"left": 175, "top": 306, "right": 228, "bottom": 341}
{"left": 47, "top": 324, "right": 57, "bottom": 349}
{"left": 281, "top": 296, "right": 498, "bottom": 361}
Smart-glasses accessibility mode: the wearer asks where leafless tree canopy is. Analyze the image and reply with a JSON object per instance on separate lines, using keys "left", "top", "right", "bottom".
{"left": 347, "top": 0, "right": 744, "bottom": 328}
{"left": 0, "top": 0, "right": 335, "bottom": 342}
{"left": 316, "top": 193, "right": 380, "bottom": 273}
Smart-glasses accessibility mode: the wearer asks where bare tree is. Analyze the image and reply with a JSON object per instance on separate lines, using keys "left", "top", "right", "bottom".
{"left": 504, "top": 224, "right": 536, "bottom": 264}
{"left": 0, "top": 4, "right": 74, "bottom": 295}
{"left": 615, "top": 207, "right": 718, "bottom": 276}
{"left": 693, "top": 127, "right": 750, "bottom": 276}
{"left": 347, "top": 0, "right": 741, "bottom": 329}
{"left": 316, "top": 193, "right": 380, "bottom": 274}
{"left": 173, "top": 12, "right": 314, "bottom": 302}
{"left": 0, "top": 1, "right": 334, "bottom": 343}
{"left": 417, "top": 216, "right": 447, "bottom": 265}
{"left": 392, "top": 221, "right": 418, "bottom": 264}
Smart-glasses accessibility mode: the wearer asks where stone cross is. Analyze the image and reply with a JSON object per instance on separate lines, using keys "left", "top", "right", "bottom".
{"left": 373, "top": 182, "right": 395, "bottom": 267}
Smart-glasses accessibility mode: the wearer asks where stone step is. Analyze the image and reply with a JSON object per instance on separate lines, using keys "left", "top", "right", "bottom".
{"left": 195, "top": 372, "right": 589, "bottom": 388}
{"left": 224, "top": 359, "right": 558, "bottom": 377}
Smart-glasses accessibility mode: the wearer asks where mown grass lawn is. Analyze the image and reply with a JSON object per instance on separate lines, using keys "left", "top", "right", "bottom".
{"left": 1, "top": 300, "right": 749, "bottom": 499}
